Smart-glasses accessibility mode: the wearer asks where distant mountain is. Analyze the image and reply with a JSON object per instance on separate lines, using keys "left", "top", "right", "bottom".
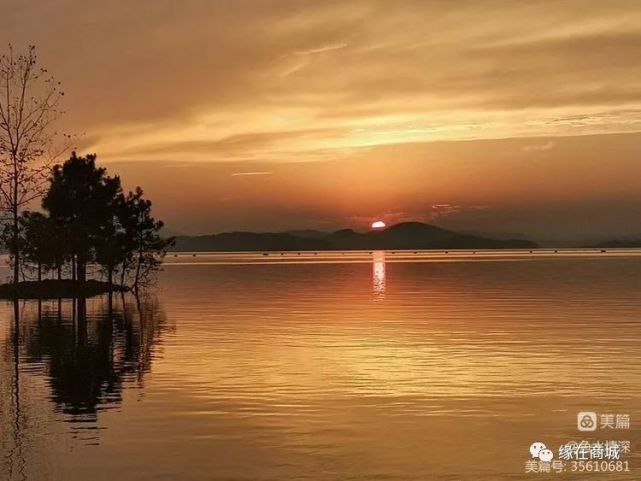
{"left": 171, "top": 222, "right": 537, "bottom": 252}
{"left": 283, "top": 229, "right": 328, "bottom": 239}
{"left": 596, "top": 238, "right": 641, "bottom": 248}
{"left": 459, "top": 229, "right": 533, "bottom": 241}
{"left": 171, "top": 232, "right": 329, "bottom": 252}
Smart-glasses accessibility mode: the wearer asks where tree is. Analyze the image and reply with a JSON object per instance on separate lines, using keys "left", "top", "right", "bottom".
{"left": 119, "top": 187, "right": 174, "bottom": 292}
{"left": 46, "top": 217, "right": 68, "bottom": 281}
{"left": 0, "top": 45, "right": 67, "bottom": 286}
{"left": 7, "top": 151, "right": 170, "bottom": 294}
{"left": 20, "top": 211, "right": 55, "bottom": 281}
{"left": 22, "top": 210, "right": 68, "bottom": 280}
{"left": 94, "top": 193, "right": 128, "bottom": 286}
{"left": 42, "top": 152, "right": 121, "bottom": 285}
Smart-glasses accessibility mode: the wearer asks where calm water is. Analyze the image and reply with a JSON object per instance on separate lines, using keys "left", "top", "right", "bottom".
{"left": 1, "top": 250, "right": 641, "bottom": 480}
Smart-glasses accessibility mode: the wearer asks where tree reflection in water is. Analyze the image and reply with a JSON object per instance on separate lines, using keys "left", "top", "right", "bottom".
{"left": 2, "top": 294, "right": 169, "bottom": 478}
{"left": 11, "top": 294, "right": 168, "bottom": 421}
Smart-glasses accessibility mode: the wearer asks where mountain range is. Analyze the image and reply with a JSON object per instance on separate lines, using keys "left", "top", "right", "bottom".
{"left": 170, "top": 222, "right": 538, "bottom": 252}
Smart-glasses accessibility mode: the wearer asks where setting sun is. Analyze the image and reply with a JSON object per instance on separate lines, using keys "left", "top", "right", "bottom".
{"left": 371, "top": 220, "right": 386, "bottom": 230}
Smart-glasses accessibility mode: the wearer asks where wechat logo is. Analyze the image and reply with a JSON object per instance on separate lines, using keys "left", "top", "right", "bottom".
{"left": 530, "top": 442, "right": 554, "bottom": 462}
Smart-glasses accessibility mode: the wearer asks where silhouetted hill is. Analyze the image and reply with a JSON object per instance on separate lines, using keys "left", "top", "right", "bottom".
{"left": 283, "top": 229, "right": 328, "bottom": 239}
{"left": 596, "top": 238, "right": 641, "bottom": 248}
{"left": 171, "top": 222, "right": 537, "bottom": 252}
{"left": 172, "top": 232, "right": 331, "bottom": 252}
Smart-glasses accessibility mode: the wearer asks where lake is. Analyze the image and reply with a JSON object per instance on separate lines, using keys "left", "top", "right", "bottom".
{"left": 1, "top": 250, "right": 641, "bottom": 480}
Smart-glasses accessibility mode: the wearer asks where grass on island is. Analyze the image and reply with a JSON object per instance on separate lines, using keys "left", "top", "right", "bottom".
{"left": 0, "top": 279, "right": 129, "bottom": 300}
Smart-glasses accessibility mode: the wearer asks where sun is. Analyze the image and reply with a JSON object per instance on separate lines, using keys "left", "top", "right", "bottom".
{"left": 371, "top": 220, "right": 386, "bottom": 230}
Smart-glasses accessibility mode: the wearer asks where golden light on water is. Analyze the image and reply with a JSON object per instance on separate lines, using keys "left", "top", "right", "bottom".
{"left": 372, "top": 251, "right": 386, "bottom": 298}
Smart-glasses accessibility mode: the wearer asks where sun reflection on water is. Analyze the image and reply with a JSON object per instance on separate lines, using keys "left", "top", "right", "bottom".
{"left": 372, "top": 250, "right": 386, "bottom": 298}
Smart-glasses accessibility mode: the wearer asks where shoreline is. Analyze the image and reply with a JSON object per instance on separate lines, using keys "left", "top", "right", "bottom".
{"left": 0, "top": 279, "right": 128, "bottom": 300}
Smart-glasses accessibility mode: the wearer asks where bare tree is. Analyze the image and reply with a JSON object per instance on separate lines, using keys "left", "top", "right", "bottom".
{"left": 0, "top": 45, "right": 68, "bottom": 286}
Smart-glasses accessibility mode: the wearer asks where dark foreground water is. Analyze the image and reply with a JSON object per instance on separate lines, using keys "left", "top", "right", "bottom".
{"left": 1, "top": 250, "right": 641, "bottom": 480}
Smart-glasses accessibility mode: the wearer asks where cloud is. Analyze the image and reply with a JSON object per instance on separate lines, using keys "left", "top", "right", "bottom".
{"left": 522, "top": 140, "right": 555, "bottom": 152}
{"left": 230, "top": 171, "right": 273, "bottom": 177}
{"left": 430, "top": 204, "right": 461, "bottom": 218}
{"left": 2, "top": 0, "right": 640, "bottom": 166}
{"left": 294, "top": 42, "right": 348, "bottom": 56}
{"left": 281, "top": 61, "right": 308, "bottom": 78}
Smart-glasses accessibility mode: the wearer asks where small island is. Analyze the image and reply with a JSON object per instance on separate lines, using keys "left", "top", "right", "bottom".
{"left": 0, "top": 152, "right": 172, "bottom": 300}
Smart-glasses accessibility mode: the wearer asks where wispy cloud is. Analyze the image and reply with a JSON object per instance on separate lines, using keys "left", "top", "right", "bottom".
{"left": 25, "top": 1, "right": 637, "bottom": 164}
{"left": 430, "top": 204, "right": 461, "bottom": 218}
{"left": 230, "top": 171, "right": 273, "bottom": 177}
{"left": 294, "top": 42, "right": 349, "bottom": 56}
{"left": 522, "top": 140, "right": 556, "bottom": 152}
{"left": 281, "top": 60, "right": 308, "bottom": 77}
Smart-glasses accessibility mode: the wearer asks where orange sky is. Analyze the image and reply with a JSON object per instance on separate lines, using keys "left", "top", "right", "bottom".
{"left": 2, "top": 1, "right": 640, "bottom": 240}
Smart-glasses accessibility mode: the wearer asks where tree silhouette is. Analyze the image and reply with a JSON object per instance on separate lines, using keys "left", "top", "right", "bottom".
{"left": 0, "top": 45, "right": 69, "bottom": 287}
{"left": 0, "top": 152, "right": 174, "bottom": 294}
{"left": 0, "top": 151, "right": 172, "bottom": 294}
{"left": 42, "top": 152, "right": 122, "bottom": 285}
{"left": 119, "top": 187, "right": 174, "bottom": 292}
{"left": 20, "top": 212, "right": 55, "bottom": 281}
{"left": 94, "top": 193, "right": 129, "bottom": 287}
